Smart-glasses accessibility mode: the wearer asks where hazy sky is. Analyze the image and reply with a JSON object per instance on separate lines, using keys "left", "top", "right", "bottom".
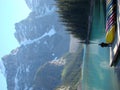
{"left": 0, "top": 0, "right": 31, "bottom": 57}
{"left": 0, "top": 0, "right": 31, "bottom": 90}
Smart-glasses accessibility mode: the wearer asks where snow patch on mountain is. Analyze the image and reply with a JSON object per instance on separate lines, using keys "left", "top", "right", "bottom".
{"left": 49, "top": 58, "right": 66, "bottom": 66}
{"left": 52, "top": 53, "right": 55, "bottom": 56}
{"left": 14, "top": 66, "right": 21, "bottom": 90}
{"left": 26, "top": 65, "right": 30, "bottom": 73}
{"left": 21, "top": 26, "right": 56, "bottom": 46}
{"left": 35, "top": 4, "right": 56, "bottom": 18}
{"left": 11, "top": 48, "right": 19, "bottom": 55}
{"left": 25, "top": 0, "right": 39, "bottom": 10}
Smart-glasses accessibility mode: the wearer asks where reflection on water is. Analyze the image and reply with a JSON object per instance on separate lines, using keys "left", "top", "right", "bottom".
{"left": 56, "top": 0, "right": 120, "bottom": 90}
{"left": 81, "top": 0, "right": 119, "bottom": 90}
{"left": 82, "top": 44, "right": 119, "bottom": 90}
{"left": 99, "top": 61, "right": 110, "bottom": 70}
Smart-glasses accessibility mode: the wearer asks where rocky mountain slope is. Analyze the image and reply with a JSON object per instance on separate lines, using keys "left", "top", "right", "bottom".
{"left": 2, "top": 0, "right": 84, "bottom": 90}
{"left": 2, "top": 0, "right": 70, "bottom": 90}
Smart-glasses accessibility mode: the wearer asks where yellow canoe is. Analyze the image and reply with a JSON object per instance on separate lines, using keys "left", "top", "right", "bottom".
{"left": 106, "top": 25, "right": 115, "bottom": 43}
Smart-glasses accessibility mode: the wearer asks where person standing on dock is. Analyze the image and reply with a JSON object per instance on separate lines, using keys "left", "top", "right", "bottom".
{"left": 99, "top": 42, "right": 111, "bottom": 47}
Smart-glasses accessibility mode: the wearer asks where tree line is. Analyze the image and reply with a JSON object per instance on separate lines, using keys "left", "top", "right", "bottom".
{"left": 55, "top": 0, "right": 91, "bottom": 40}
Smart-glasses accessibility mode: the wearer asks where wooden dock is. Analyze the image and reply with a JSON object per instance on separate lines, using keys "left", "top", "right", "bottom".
{"left": 110, "top": 1, "right": 120, "bottom": 66}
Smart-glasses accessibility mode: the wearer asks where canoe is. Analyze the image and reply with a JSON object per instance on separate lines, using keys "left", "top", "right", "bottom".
{"left": 106, "top": 25, "right": 116, "bottom": 43}
{"left": 105, "top": 0, "right": 116, "bottom": 44}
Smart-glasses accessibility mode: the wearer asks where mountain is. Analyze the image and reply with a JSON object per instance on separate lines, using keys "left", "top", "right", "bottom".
{"left": 2, "top": 0, "right": 69, "bottom": 90}
{"left": 1, "top": 0, "right": 84, "bottom": 90}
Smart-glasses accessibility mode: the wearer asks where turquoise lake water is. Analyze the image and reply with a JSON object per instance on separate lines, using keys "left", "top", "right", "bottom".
{"left": 82, "top": 0, "right": 120, "bottom": 90}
